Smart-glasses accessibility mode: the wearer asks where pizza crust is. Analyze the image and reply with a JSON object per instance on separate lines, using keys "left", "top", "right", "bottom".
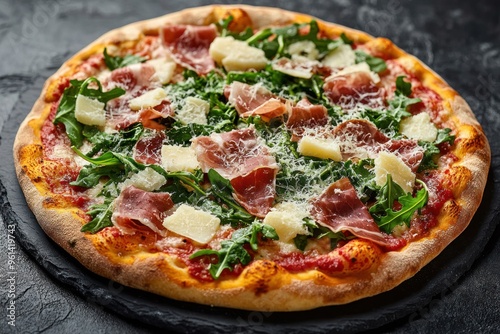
{"left": 13, "top": 5, "right": 490, "bottom": 311}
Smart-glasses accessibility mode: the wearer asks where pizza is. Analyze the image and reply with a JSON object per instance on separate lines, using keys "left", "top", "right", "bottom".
{"left": 13, "top": 5, "right": 490, "bottom": 311}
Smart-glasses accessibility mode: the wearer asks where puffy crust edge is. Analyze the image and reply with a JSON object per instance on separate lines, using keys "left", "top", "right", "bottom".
{"left": 13, "top": 5, "right": 491, "bottom": 311}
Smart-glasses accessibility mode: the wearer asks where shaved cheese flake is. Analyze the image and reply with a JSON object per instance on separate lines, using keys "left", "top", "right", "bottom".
{"left": 119, "top": 167, "right": 166, "bottom": 192}
{"left": 75, "top": 94, "right": 106, "bottom": 126}
{"left": 287, "top": 41, "right": 319, "bottom": 60}
{"left": 148, "top": 58, "right": 176, "bottom": 84}
{"left": 297, "top": 136, "right": 342, "bottom": 161}
{"left": 176, "top": 96, "right": 209, "bottom": 125}
{"left": 161, "top": 145, "right": 200, "bottom": 172}
{"left": 322, "top": 44, "right": 356, "bottom": 69}
{"left": 129, "top": 87, "right": 167, "bottom": 111}
{"left": 263, "top": 202, "right": 309, "bottom": 243}
{"left": 400, "top": 112, "right": 438, "bottom": 142}
{"left": 334, "top": 62, "right": 380, "bottom": 84}
{"left": 210, "top": 36, "right": 267, "bottom": 72}
{"left": 272, "top": 58, "right": 314, "bottom": 79}
{"left": 163, "top": 204, "right": 220, "bottom": 244}
{"left": 374, "top": 151, "right": 415, "bottom": 194}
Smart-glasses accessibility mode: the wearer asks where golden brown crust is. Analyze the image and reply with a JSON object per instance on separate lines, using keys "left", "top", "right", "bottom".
{"left": 13, "top": 5, "right": 491, "bottom": 311}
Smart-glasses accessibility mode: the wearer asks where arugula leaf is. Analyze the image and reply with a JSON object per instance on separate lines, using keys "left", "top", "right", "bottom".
{"left": 190, "top": 221, "right": 278, "bottom": 279}
{"left": 369, "top": 174, "right": 406, "bottom": 218}
{"left": 216, "top": 15, "right": 253, "bottom": 40}
{"left": 418, "top": 128, "right": 455, "bottom": 171}
{"left": 371, "top": 178, "right": 429, "bottom": 233}
{"left": 81, "top": 198, "right": 114, "bottom": 233}
{"left": 293, "top": 218, "right": 350, "bottom": 251}
{"left": 207, "top": 169, "right": 254, "bottom": 222}
{"left": 54, "top": 77, "right": 125, "bottom": 147}
{"left": 103, "top": 48, "right": 146, "bottom": 71}
{"left": 83, "top": 123, "right": 144, "bottom": 157}
{"left": 53, "top": 80, "right": 86, "bottom": 147}
{"left": 247, "top": 20, "right": 343, "bottom": 59}
{"left": 354, "top": 50, "right": 387, "bottom": 73}
{"left": 362, "top": 76, "right": 420, "bottom": 135}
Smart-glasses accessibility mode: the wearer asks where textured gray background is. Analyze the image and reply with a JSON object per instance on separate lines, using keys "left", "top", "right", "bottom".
{"left": 1, "top": 0, "right": 499, "bottom": 333}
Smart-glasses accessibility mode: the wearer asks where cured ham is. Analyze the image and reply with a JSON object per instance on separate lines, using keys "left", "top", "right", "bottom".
{"left": 192, "top": 127, "right": 278, "bottom": 217}
{"left": 224, "top": 81, "right": 287, "bottom": 120}
{"left": 192, "top": 127, "right": 278, "bottom": 179}
{"left": 323, "top": 71, "right": 383, "bottom": 109}
{"left": 112, "top": 186, "right": 174, "bottom": 236}
{"left": 286, "top": 97, "right": 328, "bottom": 132}
{"left": 133, "top": 131, "right": 166, "bottom": 165}
{"left": 333, "top": 119, "right": 423, "bottom": 172}
{"left": 310, "top": 178, "right": 392, "bottom": 246}
{"left": 161, "top": 24, "right": 217, "bottom": 74}
{"left": 231, "top": 167, "right": 277, "bottom": 218}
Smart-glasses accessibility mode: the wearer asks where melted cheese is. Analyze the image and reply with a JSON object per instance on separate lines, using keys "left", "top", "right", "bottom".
{"left": 75, "top": 94, "right": 106, "bottom": 126}
{"left": 161, "top": 145, "right": 200, "bottom": 172}
{"left": 400, "top": 112, "right": 438, "bottom": 142}
{"left": 163, "top": 204, "right": 220, "bottom": 244}
{"left": 176, "top": 96, "right": 209, "bottom": 125}
{"left": 374, "top": 151, "right": 415, "bottom": 193}
{"left": 262, "top": 202, "right": 309, "bottom": 242}
{"left": 129, "top": 87, "right": 167, "bottom": 111}
{"left": 209, "top": 36, "right": 268, "bottom": 72}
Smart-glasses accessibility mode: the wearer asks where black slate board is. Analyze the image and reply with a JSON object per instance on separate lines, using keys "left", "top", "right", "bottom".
{"left": 1, "top": 0, "right": 500, "bottom": 333}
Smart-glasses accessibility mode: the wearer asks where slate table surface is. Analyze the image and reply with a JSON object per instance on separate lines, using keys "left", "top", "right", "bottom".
{"left": 0, "top": 0, "right": 499, "bottom": 333}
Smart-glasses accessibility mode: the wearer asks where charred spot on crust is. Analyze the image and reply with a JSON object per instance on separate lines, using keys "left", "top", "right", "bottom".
{"left": 68, "top": 239, "right": 77, "bottom": 248}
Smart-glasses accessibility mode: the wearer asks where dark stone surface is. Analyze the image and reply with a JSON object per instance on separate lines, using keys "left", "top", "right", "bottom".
{"left": 1, "top": 0, "right": 499, "bottom": 333}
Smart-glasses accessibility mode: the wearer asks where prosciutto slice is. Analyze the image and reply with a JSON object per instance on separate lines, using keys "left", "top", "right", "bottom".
{"left": 310, "top": 178, "right": 391, "bottom": 246}
{"left": 224, "top": 81, "right": 287, "bottom": 120}
{"left": 333, "top": 119, "right": 423, "bottom": 172}
{"left": 161, "top": 24, "right": 217, "bottom": 74}
{"left": 323, "top": 71, "right": 383, "bottom": 109}
{"left": 133, "top": 131, "right": 166, "bottom": 165}
{"left": 286, "top": 97, "right": 328, "bottom": 133}
{"left": 192, "top": 127, "right": 278, "bottom": 217}
{"left": 112, "top": 186, "right": 174, "bottom": 236}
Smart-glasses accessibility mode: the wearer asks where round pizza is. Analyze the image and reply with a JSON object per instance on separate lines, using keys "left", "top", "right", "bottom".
{"left": 13, "top": 5, "right": 490, "bottom": 311}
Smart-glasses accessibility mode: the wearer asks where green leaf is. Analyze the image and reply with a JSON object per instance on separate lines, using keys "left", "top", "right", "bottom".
{"left": 418, "top": 128, "right": 455, "bottom": 171}
{"left": 53, "top": 80, "right": 86, "bottom": 147}
{"left": 53, "top": 77, "right": 125, "bottom": 148}
{"left": 190, "top": 221, "right": 278, "bottom": 279}
{"left": 369, "top": 174, "right": 406, "bottom": 217}
{"left": 83, "top": 123, "right": 144, "bottom": 156}
{"left": 81, "top": 198, "right": 114, "bottom": 233}
{"left": 354, "top": 50, "right": 387, "bottom": 73}
{"left": 103, "top": 48, "right": 146, "bottom": 70}
{"left": 293, "top": 218, "right": 350, "bottom": 251}
{"left": 373, "top": 179, "right": 429, "bottom": 233}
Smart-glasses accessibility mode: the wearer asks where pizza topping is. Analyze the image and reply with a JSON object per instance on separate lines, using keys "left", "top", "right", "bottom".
{"left": 286, "top": 97, "right": 328, "bottom": 132}
{"left": 112, "top": 185, "right": 174, "bottom": 236}
{"left": 161, "top": 145, "right": 200, "bottom": 172}
{"left": 161, "top": 24, "right": 217, "bottom": 74}
{"left": 133, "top": 130, "right": 165, "bottom": 165}
{"left": 103, "top": 47, "right": 146, "bottom": 71}
{"left": 191, "top": 127, "right": 278, "bottom": 179}
{"left": 210, "top": 36, "right": 268, "bottom": 72}
{"left": 74, "top": 94, "right": 106, "bottom": 126}
{"left": 163, "top": 204, "right": 220, "bottom": 244}
{"left": 322, "top": 44, "right": 356, "bottom": 69}
{"left": 118, "top": 167, "right": 166, "bottom": 192}
{"left": 400, "top": 112, "right": 438, "bottom": 142}
{"left": 297, "top": 135, "right": 342, "bottom": 161}
{"left": 374, "top": 151, "right": 415, "bottom": 194}
{"left": 128, "top": 87, "right": 167, "bottom": 111}
{"left": 224, "top": 81, "right": 275, "bottom": 115}
{"left": 323, "top": 71, "right": 382, "bottom": 109}
{"left": 175, "top": 96, "right": 210, "bottom": 125}
{"left": 262, "top": 202, "right": 309, "bottom": 243}
{"left": 230, "top": 166, "right": 277, "bottom": 218}
{"left": 311, "top": 177, "right": 392, "bottom": 246}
